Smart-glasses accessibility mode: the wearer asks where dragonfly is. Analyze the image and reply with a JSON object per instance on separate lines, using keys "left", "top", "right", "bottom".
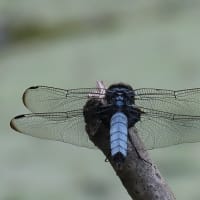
{"left": 10, "top": 81, "right": 200, "bottom": 166}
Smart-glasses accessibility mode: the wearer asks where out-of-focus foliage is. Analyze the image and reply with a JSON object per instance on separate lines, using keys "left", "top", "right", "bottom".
{"left": 1, "top": 1, "right": 200, "bottom": 200}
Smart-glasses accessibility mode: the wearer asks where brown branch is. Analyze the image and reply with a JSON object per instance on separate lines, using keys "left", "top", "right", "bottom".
{"left": 87, "top": 123, "right": 176, "bottom": 200}
{"left": 116, "top": 127, "right": 176, "bottom": 200}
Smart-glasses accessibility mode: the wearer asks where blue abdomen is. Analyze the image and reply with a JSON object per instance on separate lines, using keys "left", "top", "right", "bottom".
{"left": 110, "top": 112, "right": 128, "bottom": 163}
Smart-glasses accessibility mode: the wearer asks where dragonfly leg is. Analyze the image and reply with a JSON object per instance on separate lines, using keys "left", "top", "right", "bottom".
{"left": 128, "top": 134, "right": 152, "bottom": 166}
{"left": 105, "top": 152, "right": 111, "bottom": 162}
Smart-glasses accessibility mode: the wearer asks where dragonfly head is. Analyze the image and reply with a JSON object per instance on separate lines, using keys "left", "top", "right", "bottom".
{"left": 106, "top": 83, "right": 135, "bottom": 107}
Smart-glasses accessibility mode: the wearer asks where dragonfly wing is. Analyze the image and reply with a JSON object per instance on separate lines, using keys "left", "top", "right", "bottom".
{"left": 134, "top": 108, "right": 200, "bottom": 150}
{"left": 23, "top": 86, "right": 104, "bottom": 112}
{"left": 135, "top": 88, "right": 200, "bottom": 115}
{"left": 10, "top": 110, "right": 97, "bottom": 149}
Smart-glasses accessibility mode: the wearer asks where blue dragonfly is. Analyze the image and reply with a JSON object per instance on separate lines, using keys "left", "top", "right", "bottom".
{"left": 10, "top": 81, "right": 200, "bottom": 165}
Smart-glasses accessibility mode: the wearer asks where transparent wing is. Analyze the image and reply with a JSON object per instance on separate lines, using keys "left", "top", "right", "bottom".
{"left": 135, "top": 108, "right": 200, "bottom": 150}
{"left": 23, "top": 86, "right": 105, "bottom": 112}
{"left": 135, "top": 88, "right": 200, "bottom": 115}
{"left": 10, "top": 110, "right": 96, "bottom": 149}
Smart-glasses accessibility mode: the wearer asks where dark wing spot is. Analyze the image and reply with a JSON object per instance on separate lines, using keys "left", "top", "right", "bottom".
{"left": 29, "top": 86, "right": 39, "bottom": 89}
{"left": 13, "top": 114, "right": 26, "bottom": 119}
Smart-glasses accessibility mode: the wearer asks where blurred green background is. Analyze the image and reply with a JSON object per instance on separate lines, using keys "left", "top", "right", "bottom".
{"left": 1, "top": 1, "right": 200, "bottom": 200}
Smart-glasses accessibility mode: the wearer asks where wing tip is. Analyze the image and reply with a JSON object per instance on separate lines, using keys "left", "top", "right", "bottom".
{"left": 10, "top": 115, "right": 25, "bottom": 133}
{"left": 22, "top": 86, "right": 39, "bottom": 107}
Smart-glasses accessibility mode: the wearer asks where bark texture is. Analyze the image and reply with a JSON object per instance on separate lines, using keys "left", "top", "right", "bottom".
{"left": 86, "top": 121, "right": 176, "bottom": 200}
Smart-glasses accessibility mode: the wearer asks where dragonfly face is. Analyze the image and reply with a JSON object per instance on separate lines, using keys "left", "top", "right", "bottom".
{"left": 105, "top": 84, "right": 135, "bottom": 107}
{"left": 10, "top": 83, "right": 200, "bottom": 166}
